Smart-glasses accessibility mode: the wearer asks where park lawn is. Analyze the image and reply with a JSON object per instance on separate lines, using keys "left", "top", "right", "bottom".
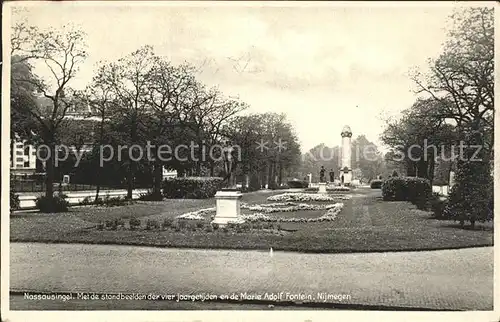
{"left": 10, "top": 188, "right": 493, "bottom": 253}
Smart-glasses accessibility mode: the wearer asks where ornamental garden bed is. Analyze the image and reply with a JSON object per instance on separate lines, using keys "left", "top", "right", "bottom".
{"left": 10, "top": 190, "right": 493, "bottom": 252}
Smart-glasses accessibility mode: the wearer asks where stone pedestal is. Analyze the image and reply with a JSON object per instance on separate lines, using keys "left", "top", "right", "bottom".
{"left": 318, "top": 182, "right": 327, "bottom": 194}
{"left": 449, "top": 171, "right": 455, "bottom": 188}
{"left": 211, "top": 190, "right": 244, "bottom": 227}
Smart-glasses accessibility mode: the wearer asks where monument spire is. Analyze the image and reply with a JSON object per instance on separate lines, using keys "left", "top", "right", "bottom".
{"left": 340, "top": 125, "right": 353, "bottom": 185}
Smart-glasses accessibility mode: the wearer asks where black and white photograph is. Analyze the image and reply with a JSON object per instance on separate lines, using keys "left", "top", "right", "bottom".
{"left": 1, "top": 1, "right": 497, "bottom": 319}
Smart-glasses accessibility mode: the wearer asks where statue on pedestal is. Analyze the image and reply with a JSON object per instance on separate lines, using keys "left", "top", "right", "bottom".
{"left": 319, "top": 166, "right": 326, "bottom": 183}
{"left": 222, "top": 140, "right": 235, "bottom": 189}
{"left": 329, "top": 169, "right": 335, "bottom": 183}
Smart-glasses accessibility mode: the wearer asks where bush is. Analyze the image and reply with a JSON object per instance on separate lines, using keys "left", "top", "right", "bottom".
{"left": 162, "top": 177, "right": 224, "bottom": 199}
{"left": 429, "top": 193, "right": 447, "bottom": 218}
{"left": 382, "top": 176, "right": 432, "bottom": 210}
{"left": 79, "top": 196, "right": 93, "bottom": 206}
{"left": 129, "top": 217, "right": 141, "bottom": 230}
{"left": 162, "top": 217, "right": 174, "bottom": 229}
{"left": 146, "top": 219, "right": 160, "bottom": 230}
{"left": 392, "top": 170, "right": 399, "bottom": 177}
{"left": 10, "top": 188, "right": 20, "bottom": 211}
{"left": 446, "top": 147, "right": 493, "bottom": 227}
{"left": 105, "top": 219, "right": 118, "bottom": 230}
{"left": 268, "top": 182, "right": 279, "bottom": 190}
{"left": 287, "top": 180, "right": 309, "bottom": 188}
{"left": 139, "top": 190, "right": 164, "bottom": 201}
{"left": 36, "top": 195, "right": 70, "bottom": 213}
{"left": 96, "top": 222, "right": 104, "bottom": 230}
{"left": 247, "top": 174, "right": 261, "bottom": 192}
{"left": 370, "top": 180, "right": 383, "bottom": 189}
{"left": 103, "top": 195, "right": 132, "bottom": 207}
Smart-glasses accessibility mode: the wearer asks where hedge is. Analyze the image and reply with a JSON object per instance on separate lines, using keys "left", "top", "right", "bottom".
{"left": 36, "top": 195, "right": 70, "bottom": 213}
{"left": 10, "top": 188, "right": 20, "bottom": 212}
{"left": 287, "top": 180, "right": 309, "bottom": 188}
{"left": 382, "top": 176, "right": 432, "bottom": 210}
{"left": 370, "top": 180, "right": 383, "bottom": 189}
{"left": 162, "top": 177, "right": 224, "bottom": 199}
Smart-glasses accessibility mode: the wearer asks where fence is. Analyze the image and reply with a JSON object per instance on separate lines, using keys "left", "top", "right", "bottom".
{"left": 10, "top": 181, "right": 105, "bottom": 193}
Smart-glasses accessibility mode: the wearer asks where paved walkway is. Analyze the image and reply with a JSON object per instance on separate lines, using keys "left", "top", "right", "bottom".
{"left": 10, "top": 243, "right": 493, "bottom": 310}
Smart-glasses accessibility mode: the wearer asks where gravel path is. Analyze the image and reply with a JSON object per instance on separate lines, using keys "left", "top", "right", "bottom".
{"left": 10, "top": 243, "right": 493, "bottom": 310}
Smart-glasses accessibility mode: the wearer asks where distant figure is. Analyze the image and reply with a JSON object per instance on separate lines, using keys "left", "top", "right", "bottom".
{"left": 319, "top": 166, "right": 326, "bottom": 183}
{"left": 329, "top": 169, "right": 335, "bottom": 182}
{"left": 341, "top": 175, "right": 344, "bottom": 185}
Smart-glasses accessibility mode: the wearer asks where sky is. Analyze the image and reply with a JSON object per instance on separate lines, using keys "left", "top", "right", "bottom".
{"left": 9, "top": 2, "right": 457, "bottom": 152}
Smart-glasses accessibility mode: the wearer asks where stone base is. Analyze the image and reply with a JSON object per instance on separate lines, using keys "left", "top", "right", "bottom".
{"left": 340, "top": 170, "right": 353, "bottom": 185}
{"left": 211, "top": 190, "right": 244, "bottom": 227}
{"left": 318, "top": 182, "right": 327, "bottom": 194}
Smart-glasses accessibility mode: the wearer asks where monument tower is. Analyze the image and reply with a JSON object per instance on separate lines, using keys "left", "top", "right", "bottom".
{"left": 340, "top": 125, "right": 353, "bottom": 185}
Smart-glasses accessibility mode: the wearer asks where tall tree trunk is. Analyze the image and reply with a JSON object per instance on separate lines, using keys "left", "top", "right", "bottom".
{"left": 428, "top": 157, "right": 435, "bottom": 186}
{"left": 95, "top": 118, "right": 105, "bottom": 202}
{"left": 153, "top": 160, "right": 163, "bottom": 199}
{"left": 278, "top": 161, "right": 283, "bottom": 185}
{"left": 209, "top": 160, "right": 215, "bottom": 177}
{"left": 127, "top": 162, "right": 134, "bottom": 199}
{"left": 45, "top": 144, "right": 55, "bottom": 198}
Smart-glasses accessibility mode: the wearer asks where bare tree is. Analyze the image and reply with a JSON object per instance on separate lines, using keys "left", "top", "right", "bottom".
{"left": 144, "top": 57, "right": 197, "bottom": 198}
{"left": 11, "top": 23, "right": 88, "bottom": 198}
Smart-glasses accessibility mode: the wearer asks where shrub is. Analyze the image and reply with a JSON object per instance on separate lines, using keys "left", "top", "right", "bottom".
{"left": 162, "top": 177, "right": 224, "bottom": 199}
{"left": 146, "top": 219, "right": 160, "bottom": 230}
{"left": 139, "top": 190, "right": 164, "bottom": 201}
{"left": 392, "top": 170, "right": 399, "bottom": 177}
{"left": 429, "top": 193, "right": 447, "bottom": 218}
{"left": 103, "top": 196, "right": 131, "bottom": 207}
{"left": 204, "top": 224, "right": 214, "bottom": 232}
{"left": 370, "top": 180, "right": 383, "bottom": 189}
{"left": 172, "top": 221, "right": 181, "bottom": 232}
{"left": 287, "top": 180, "right": 308, "bottom": 188}
{"left": 196, "top": 221, "right": 204, "bottom": 229}
{"left": 105, "top": 220, "right": 118, "bottom": 230}
{"left": 96, "top": 222, "right": 104, "bottom": 230}
{"left": 162, "top": 217, "right": 174, "bottom": 229}
{"left": 79, "top": 196, "right": 93, "bottom": 206}
{"left": 446, "top": 144, "right": 493, "bottom": 228}
{"left": 268, "top": 182, "right": 279, "bottom": 190}
{"left": 10, "top": 188, "right": 20, "bottom": 211}
{"left": 247, "top": 174, "right": 261, "bottom": 192}
{"left": 129, "top": 217, "right": 141, "bottom": 230}
{"left": 382, "top": 177, "right": 432, "bottom": 210}
{"left": 36, "top": 195, "right": 70, "bottom": 213}
{"left": 178, "top": 220, "right": 188, "bottom": 230}
{"left": 211, "top": 223, "right": 219, "bottom": 230}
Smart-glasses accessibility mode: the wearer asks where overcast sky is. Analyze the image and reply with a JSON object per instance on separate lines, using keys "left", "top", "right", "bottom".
{"left": 10, "top": 2, "right": 457, "bottom": 152}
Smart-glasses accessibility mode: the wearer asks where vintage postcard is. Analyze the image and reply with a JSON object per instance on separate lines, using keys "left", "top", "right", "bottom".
{"left": 1, "top": 1, "right": 498, "bottom": 321}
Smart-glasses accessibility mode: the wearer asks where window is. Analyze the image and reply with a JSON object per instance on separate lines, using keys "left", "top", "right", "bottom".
{"left": 24, "top": 146, "right": 30, "bottom": 155}
{"left": 16, "top": 151, "right": 23, "bottom": 156}
{"left": 16, "top": 157, "right": 24, "bottom": 162}
{"left": 24, "top": 161, "right": 30, "bottom": 168}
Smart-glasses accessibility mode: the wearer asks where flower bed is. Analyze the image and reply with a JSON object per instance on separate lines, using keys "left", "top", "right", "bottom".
{"left": 176, "top": 207, "right": 216, "bottom": 220}
{"left": 267, "top": 193, "right": 350, "bottom": 202}
{"left": 242, "top": 203, "right": 344, "bottom": 222}
{"left": 241, "top": 202, "right": 341, "bottom": 213}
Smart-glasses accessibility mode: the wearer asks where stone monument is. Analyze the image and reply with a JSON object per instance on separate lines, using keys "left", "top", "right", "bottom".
{"left": 212, "top": 140, "right": 243, "bottom": 227}
{"left": 340, "top": 125, "right": 353, "bottom": 185}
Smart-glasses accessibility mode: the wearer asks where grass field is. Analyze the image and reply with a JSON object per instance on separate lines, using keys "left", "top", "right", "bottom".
{"left": 10, "top": 188, "right": 493, "bottom": 253}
